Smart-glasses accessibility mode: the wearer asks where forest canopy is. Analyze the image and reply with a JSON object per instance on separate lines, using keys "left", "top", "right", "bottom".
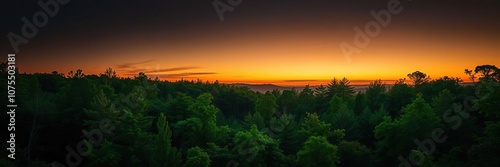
{"left": 1, "top": 64, "right": 499, "bottom": 167}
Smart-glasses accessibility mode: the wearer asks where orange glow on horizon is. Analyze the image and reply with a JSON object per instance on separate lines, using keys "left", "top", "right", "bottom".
{"left": 16, "top": 19, "right": 499, "bottom": 87}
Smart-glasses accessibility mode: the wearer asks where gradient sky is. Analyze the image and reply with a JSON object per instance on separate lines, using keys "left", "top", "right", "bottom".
{"left": 2, "top": 0, "right": 500, "bottom": 86}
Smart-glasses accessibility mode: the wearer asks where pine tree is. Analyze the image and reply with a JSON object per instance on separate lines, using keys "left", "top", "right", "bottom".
{"left": 150, "top": 113, "right": 182, "bottom": 167}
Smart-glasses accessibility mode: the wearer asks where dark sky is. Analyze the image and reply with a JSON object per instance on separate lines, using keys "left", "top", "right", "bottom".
{"left": 2, "top": 0, "right": 500, "bottom": 84}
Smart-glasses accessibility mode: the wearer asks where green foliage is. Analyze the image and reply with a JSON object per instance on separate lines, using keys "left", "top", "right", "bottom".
{"left": 174, "top": 93, "right": 229, "bottom": 148}
{"left": 296, "top": 85, "right": 317, "bottom": 118}
{"left": 6, "top": 64, "right": 500, "bottom": 166}
{"left": 327, "top": 95, "right": 345, "bottom": 113}
{"left": 87, "top": 141, "right": 121, "bottom": 167}
{"left": 183, "top": 147, "right": 210, "bottom": 167}
{"left": 474, "top": 81, "right": 500, "bottom": 118}
{"left": 150, "top": 113, "right": 182, "bottom": 167}
{"left": 358, "top": 107, "right": 374, "bottom": 145}
{"left": 353, "top": 92, "right": 367, "bottom": 115}
{"left": 125, "top": 85, "right": 150, "bottom": 114}
{"left": 0, "top": 158, "right": 16, "bottom": 167}
{"left": 204, "top": 143, "right": 233, "bottom": 167}
{"left": 213, "top": 87, "right": 256, "bottom": 120}
{"left": 407, "top": 150, "right": 435, "bottom": 167}
{"left": 269, "top": 114, "right": 301, "bottom": 154}
{"left": 388, "top": 81, "right": 416, "bottom": 116}
{"left": 255, "top": 92, "right": 278, "bottom": 122}
{"left": 314, "top": 84, "right": 329, "bottom": 115}
{"left": 232, "top": 125, "right": 286, "bottom": 167}
{"left": 369, "top": 106, "right": 389, "bottom": 127}
{"left": 166, "top": 92, "right": 194, "bottom": 122}
{"left": 375, "top": 95, "right": 442, "bottom": 158}
{"left": 337, "top": 140, "right": 372, "bottom": 167}
{"left": 427, "top": 76, "right": 462, "bottom": 95}
{"left": 323, "top": 103, "right": 362, "bottom": 141}
{"left": 431, "top": 89, "right": 455, "bottom": 115}
{"left": 173, "top": 118, "right": 204, "bottom": 148}
{"left": 189, "top": 93, "right": 218, "bottom": 120}
{"left": 326, "top": 77, "right": 355, "bottom": 101}
{"left": 84, "top": 89, "right": 118, "bottom": 131}
{"left": 467, "top": 81, "right": 500, "bottom": 166}
{"left": 277, "top": 89, "right": 298, "bottom": 116}
{"left": 300, "top": 113, "right": 333, "bottom": 138}
{"left": 430, "top": 147, "right": 468, "bottom": 167}
{"left": 468, "top": 122, "right": 500, "bottom": 166}
{"left": 297, "top": 136, "right": 340, "bottom": 167}
{"left": 365, "top": 80, "right": 388, "bottom": 111}
{"left": 113, "top": 109, "right": 153, "bottom": 166}
{"left": 243, "top": 112, "right": 266, "bottom": 130}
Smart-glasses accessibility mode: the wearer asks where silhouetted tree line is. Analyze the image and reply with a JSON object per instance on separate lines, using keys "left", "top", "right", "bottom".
{"left": 0, "top": 64, "right": 499, "bottom": 167}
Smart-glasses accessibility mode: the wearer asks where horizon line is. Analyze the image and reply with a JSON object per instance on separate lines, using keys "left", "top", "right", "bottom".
{"left": 19, "top": 71, "right": 473, "bottom": 87}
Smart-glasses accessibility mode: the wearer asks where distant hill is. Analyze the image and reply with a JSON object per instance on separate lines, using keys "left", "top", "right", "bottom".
{"left": 229, "top": 83, "right": 371, "bottom": 93}
{"left": 232, "top": 81, "right": 477, "bottom": 93}
{"left": 229, "top": 83, "right": 291, "bottom": 93}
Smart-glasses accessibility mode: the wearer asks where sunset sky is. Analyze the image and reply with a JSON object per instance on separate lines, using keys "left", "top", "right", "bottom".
{"left": 2, "top": 0, "right": 499, "bottom": 86}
